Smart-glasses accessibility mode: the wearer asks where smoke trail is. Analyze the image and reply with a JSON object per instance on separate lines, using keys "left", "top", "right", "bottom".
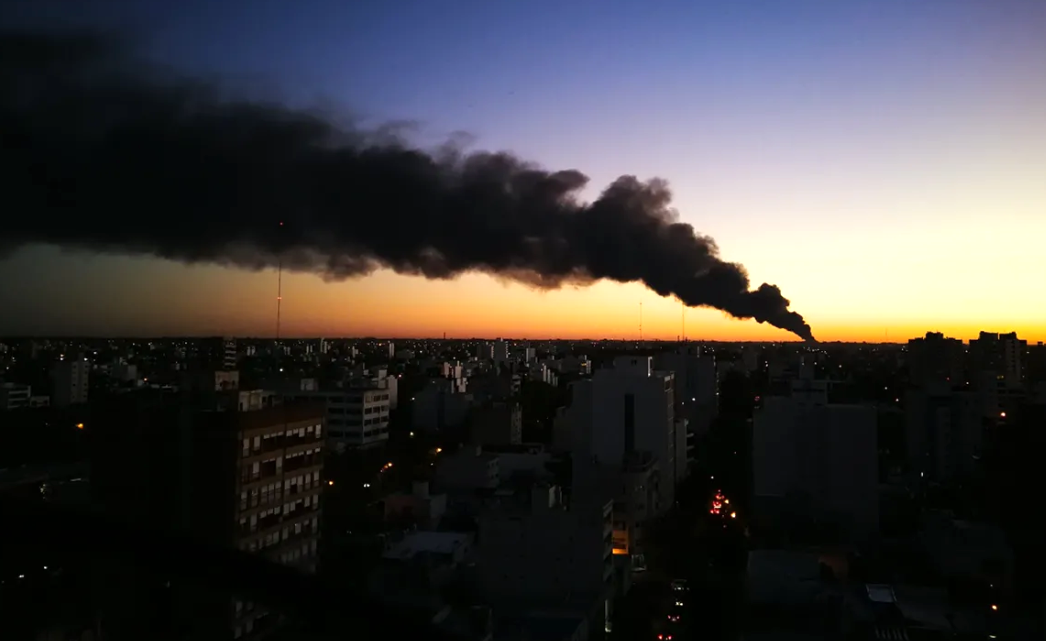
{"left": 0, "top": 30, "right": 814, "bottom": 340}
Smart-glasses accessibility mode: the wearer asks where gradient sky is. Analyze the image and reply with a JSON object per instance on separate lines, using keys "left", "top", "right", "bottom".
{"left": 2, "top": 0, "right": 1044, "bottom": 341}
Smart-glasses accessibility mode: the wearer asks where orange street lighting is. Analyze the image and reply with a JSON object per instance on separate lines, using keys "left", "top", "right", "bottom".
{"left": 730, "top": 512, "right": 737, "bottom": 518}
{"left": 76, "top": 423, "right": 84, "bottom": 429}
{"left": 327, "top": 480, "right": 334, "bottom": 486}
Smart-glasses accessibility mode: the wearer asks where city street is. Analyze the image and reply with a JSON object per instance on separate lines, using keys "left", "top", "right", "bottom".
{"left": 610, "top": 472, "right": 748, "bottom": 641}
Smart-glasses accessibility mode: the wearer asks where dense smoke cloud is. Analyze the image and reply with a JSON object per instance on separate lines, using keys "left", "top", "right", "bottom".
{"left": 0, "top": 30, "right": 814, "bottom": 340}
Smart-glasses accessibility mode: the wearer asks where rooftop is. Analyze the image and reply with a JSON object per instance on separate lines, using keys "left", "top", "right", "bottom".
{"left": 383, "top": 531, "right": 472, "bottom": 561}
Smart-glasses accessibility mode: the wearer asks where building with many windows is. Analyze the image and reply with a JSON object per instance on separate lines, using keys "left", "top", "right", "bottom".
{"left": 289, "top": 386, "right": 391, "bottom": 450}
{"left": 91, "top": 388, "right": 326, "bottom": 640}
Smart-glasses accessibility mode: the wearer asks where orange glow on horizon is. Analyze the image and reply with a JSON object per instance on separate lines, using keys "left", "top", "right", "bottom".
{"left": 5, "top": 248, "right": 1045, "bottom": 342}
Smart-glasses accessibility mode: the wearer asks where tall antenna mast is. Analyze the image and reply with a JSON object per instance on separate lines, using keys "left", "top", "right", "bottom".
{"left": 639, "top": 301, "right": 643, "bottom": 342}
{"left": 276, "top": 221, "right": 284, "bottom": 342}
{"left": 681, "top": 302, "right": 686, "bottom": 342}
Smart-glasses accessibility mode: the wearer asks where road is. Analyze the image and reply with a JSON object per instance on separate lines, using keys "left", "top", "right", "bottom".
{"left": 610, "top": 473, "right": 748, "bottom": 641}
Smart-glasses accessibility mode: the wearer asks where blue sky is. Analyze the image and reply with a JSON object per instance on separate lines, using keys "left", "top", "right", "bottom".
{"left": 2, "top": 0, "right": 1044, "bottom": 339}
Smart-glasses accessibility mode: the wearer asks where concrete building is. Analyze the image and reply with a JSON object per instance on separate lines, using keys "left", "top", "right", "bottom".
{"left": 0, "top": 382, "right": 31, "bottom": 410}
{"left": 51, "top": 358, "right": 89, "bottom": 407}
{"left": 573, "top": 451, "right": 660, "bottom": 559}
{"left": 413, "top": 378, "right": 472, "bottom": 433}
{"left": 468, "top": 374, "right": 521, "bottom": 404}
{"left": 477, "top": 484, "right": 614, "bottom": 619}
{"left": 905, "top": 383, "right": 984, "bottom": 482}
{"left": 528, "top": 362, "right": 559, "bottom": 386}
{"left": 753, "top": 379, "right": 879, "bottom": 539}
{"left": 654, "top": 344, "right": 718, "bottom": 440}
{"left": 288, "top": 386, "right": 391, "bottom": 450}
{"left": 554, "top": 356, "right": 680, "bottom": 509}
{"left": 384, "top": 481, "right": 448, "bottom": 528}
{"left": 970, "top": 331, "right": 1026, "bottom": 389}
{"left": 433, "top": 446, "right": 500, "bottom": 492}
{"left": 557, "top": 355, "right": 592, "bottom": 376}
{"left": 493, "top": 339, "right": 509, "bottom": 366}
{"left": 907, "top": 331, "right": 964, "bottom": 387}
{"left": 348, "top": 366, "right": 399, "bottom": 410}
{"left": 470, "top": 400, "right": 523, "bottom": 446}
{"left": 91, "top": 389, "right": 326, "bottom": 640}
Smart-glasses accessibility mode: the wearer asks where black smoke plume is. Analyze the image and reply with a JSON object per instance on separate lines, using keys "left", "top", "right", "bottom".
{"left": 0, "top": 30, "right": 814, "bottom": 340}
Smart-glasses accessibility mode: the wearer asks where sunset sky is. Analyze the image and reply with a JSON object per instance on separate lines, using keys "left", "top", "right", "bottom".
{"left": 1, "top": 0, "right": 1044, "bottom": 342}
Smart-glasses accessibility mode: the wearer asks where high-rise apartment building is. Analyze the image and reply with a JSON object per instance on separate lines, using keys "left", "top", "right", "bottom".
{"left": 289, "top": 386, "right": 391, "bottom": 450}
{"left": 555, "top": 356, "right": 681, "bottom": 509}
{"left": 91, "top": 389, "right": 326, "bottom": 639}
{"left": 477, "top": 484, "right": 614, "bottom": 608}
{"left": 905, "top": 383, "right": 983, "bottom": 483}
{"left": 753, "top": 379, "right": 878, "bottom": 539}
{"left": 970, "top": 331, "right": 1026, "bottom": 389}
{"left": 51, "top": 358, "right": 89, "bottom": 407}
{"left": 654, "top": 344, "right": 717, "bottom": 450}
{"left": 907, "top": 331, "right": 964, "bottom": 387}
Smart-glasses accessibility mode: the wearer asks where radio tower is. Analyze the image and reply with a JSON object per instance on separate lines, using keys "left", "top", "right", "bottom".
{"left": 276, "top": 221, "right": 283, "bottom": 342}
{"left": 681, "top": 302, "right": 686, "bottom": 343}
{"left": 639, "top": 302, "right": 643, "bottom": 342}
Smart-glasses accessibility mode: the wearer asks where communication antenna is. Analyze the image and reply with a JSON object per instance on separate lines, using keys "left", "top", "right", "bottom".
{"left": 639, "top": 301, "right": 643, "bottom": 342}
{"left": 681, "top": 302, "right": 686, "bottom": 342}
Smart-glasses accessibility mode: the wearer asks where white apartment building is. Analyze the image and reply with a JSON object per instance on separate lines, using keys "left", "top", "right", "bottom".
{"left": 477, "top": 484, "right": 614, "bottom": 608}
{"left": 349, "top": 367, "right": 399, "bottom": 410}
{"left": 554, "top": 356, "right": 681, "bottom": 509}
{"left": 289, "top": 387, "right": 391, "bottom": 450}
{"left": 753, "top": 379, "right": 878, "bottom": 538}
{"left": 528, "top": 362, "right": 558, "bottom": 386}
{"left": 52, "top": 358, "right": 89, "bottom": 407}
{"left": 0, "top": 383, "right": 31, "bottom": 410}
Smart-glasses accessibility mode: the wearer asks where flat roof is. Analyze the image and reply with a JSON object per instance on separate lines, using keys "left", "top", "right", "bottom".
{"left": 383, "top": 531, "right": 472, "bottom": 560}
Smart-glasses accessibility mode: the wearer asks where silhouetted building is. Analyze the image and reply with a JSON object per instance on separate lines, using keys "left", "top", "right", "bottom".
{"left": 554, "top": 356, "right": 682, "bottom": 508}
{"left": 970, "top": 331, "right": 1026, "bottom": 389}
{"left": 905, "top": 383, "right": 983, "bottom": 482}
{"left": 753, "top": 379, "right": 878, "bottom": 540}
{"left": 90, "top": 389, "right": 325, "bottom": 639}
{"left": 52, "top": 358, "right": 89, "bottom": 407}
{"left": 0, "top": 382, "right": 31, "bottom": 410}
{"left": 469, "top": 401, "right": 522, "bottom": 446}
{"left": 907, "top": 331, "right": 964, "bottom": 387}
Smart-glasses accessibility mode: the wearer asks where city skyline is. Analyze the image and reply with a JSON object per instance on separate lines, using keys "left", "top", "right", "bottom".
{"left": 1, "top": 0, "right": 1044, "bottom": 342}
